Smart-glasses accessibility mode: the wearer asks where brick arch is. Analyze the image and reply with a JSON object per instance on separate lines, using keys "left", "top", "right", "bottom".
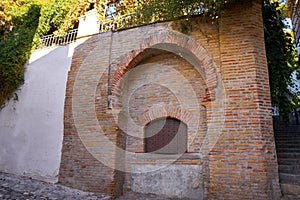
{"left": 139, "top": 105, "right": 193, "bottom": 127}
{"left": 110, "top": 30, "right": 218, "bottom": 102}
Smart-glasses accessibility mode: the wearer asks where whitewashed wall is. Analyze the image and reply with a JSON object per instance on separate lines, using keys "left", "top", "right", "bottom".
{"left": 0, "top": 44, "right": 75, "bottom": 183}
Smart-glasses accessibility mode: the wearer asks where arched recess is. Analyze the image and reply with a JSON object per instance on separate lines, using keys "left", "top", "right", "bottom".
{"left": 109, "top": 30, "right": 218, "bottom": 103}
{"left": 140, "top": 105, "right": 193, "bottom": 127}
{"left": 104, "top": 31, "right": 218, "bottom": 155}
{"left": 108, "top": 52, "right": 209, "bottom": 154}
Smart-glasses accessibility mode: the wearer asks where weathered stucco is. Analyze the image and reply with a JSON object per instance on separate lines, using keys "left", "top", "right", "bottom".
{"left": 0, "top": 45, "right": 73, "bottom": 183}
{"left": 131, "top": 164, "right": 203, "bottom": 199}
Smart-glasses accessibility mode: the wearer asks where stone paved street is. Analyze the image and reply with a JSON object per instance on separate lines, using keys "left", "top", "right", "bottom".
{"left": 0, "top": 172, "right": 110, "bottom": 200}
{"left": 1, "top": 171, "right": 300, "bottom": 200}
{"left": 0, "top": 172, "right": 174, "bottom": 200}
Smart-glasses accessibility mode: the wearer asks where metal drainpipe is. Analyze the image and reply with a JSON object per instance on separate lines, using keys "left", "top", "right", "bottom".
{"left": 107, "top": 30, "right": 113, "bottom": 110}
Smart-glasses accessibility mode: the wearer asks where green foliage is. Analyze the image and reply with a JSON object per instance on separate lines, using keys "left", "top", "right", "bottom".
{"left": 37, "top": 0, "right": 75, "bottom": 35}
{"left": 263, "top": 0, "right": 299, "bottom": 120}
{"left": 0, "top": 0, "right": 40, "bottom": 107}
{"left": 117, "top": 0, "right": 248, "bottom": 22}
{"left": 36, "top": 0, "right": 86, "bottom": 36}
{"left": 35, "top": 0, "right": 116, "bottom": 37}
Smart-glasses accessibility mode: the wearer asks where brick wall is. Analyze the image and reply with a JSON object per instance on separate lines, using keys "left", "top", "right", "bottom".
{"left": 209, "top": 1, "right": 281, "bottom": 199}
{"left": 59, "top": 0, "right": 281, "bottom": 199}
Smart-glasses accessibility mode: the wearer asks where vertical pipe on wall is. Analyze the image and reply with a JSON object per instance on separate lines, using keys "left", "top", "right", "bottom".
{"left": 107, "top": 31, "right": 113, "bottom": 110}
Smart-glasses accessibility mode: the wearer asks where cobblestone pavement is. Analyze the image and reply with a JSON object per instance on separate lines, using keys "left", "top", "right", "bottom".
{"left": 2, "top": 172, "right": 297, "bottom": 200}
{"left": 0, "top": 172, "right": 174, "bottom": 200}
{"left": 0, "top": 172, "right": 110, "bottom": 200}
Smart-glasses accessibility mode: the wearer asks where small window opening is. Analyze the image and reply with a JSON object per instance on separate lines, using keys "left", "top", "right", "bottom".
{"left": 144, "top": 117, "right": 187, "bottom": 154}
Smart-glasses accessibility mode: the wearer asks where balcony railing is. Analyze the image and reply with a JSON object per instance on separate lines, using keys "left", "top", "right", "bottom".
{"left": 39, "top": 29, "right": 78, "bottom": 49}
{"left": 99, "top": 13, "right": 148, "bottom": 32}
{"left": 38, "top": 13, "right": 156, "bottom": 49}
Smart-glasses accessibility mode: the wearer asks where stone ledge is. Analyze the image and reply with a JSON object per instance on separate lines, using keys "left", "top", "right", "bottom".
{"left": 281, "top": 183, "right": 300, "bottom": 196}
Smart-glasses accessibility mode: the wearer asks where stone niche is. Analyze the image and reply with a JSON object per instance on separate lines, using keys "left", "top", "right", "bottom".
{"left": 131, "top": 164, "right": 203, "bottom": 200}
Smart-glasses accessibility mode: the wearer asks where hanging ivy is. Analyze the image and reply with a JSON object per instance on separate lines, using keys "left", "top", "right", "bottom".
{"left": 263, "top": 0, "right": 299, "bottom": 121}
{"left": 0, "top": 0, "right": 41, "bottom": 108}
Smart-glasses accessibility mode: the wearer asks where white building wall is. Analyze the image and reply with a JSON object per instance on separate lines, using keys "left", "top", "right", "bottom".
{"left": 0, "top": 44, "right": 75, "bottom": 183}
{"left": 77, "top": 9, "right": 99, "bottom": 38}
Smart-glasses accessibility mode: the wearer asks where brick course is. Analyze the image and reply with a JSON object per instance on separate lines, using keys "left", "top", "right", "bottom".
{"left": 59, "top": 0, "right": 281, "bottom": 199}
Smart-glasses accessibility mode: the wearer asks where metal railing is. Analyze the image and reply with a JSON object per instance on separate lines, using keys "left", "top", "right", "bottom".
{"left": 38, "top": 13, "right": 155, "bottom": 49}
{"left": 99, "top": 13, "right": 155, "bottom": 32}
{"left": 39, "top": 29, "right": 78, "bottom": 49}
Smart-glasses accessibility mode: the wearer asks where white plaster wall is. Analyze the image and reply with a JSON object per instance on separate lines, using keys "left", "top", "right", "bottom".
{"left": 0, "top": 44, "right": 75, "bottom": 183}
{"left": 77, "top": 9, "right": 99, "bottom": 38}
